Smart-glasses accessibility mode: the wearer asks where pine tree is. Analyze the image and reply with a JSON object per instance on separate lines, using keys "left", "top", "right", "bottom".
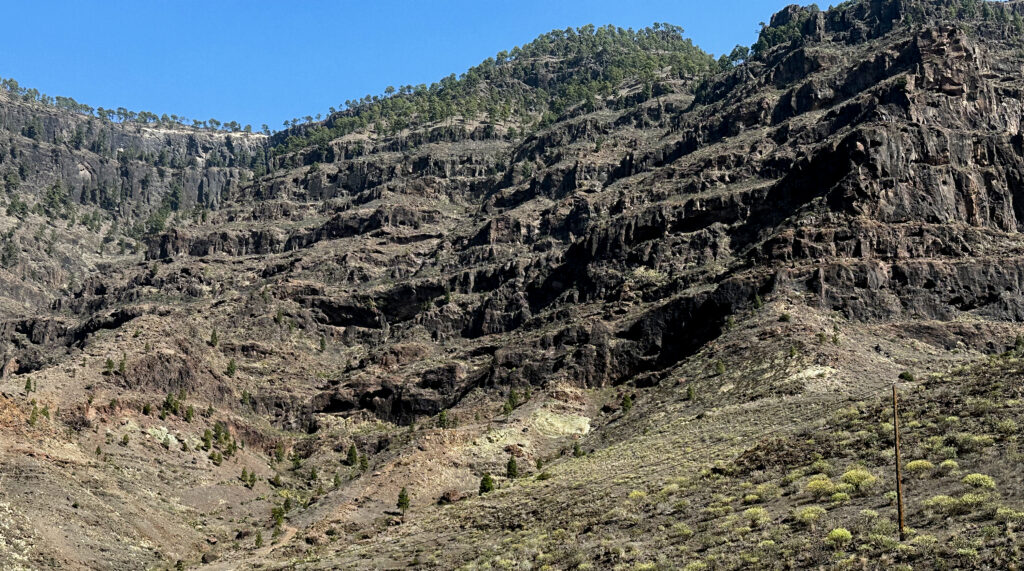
{"left": 226, "top": 358, "right": 237, "bottom": 377}
{"left": 621, "top": 394, "right": 633, "bottom": 413}
{"left": 210, "top": 329, "right": 218, "bottom": 347}
{"left": 506, "top": 455, "right": 519, "bottom": 479}
{"left": 479, "top": 473, "right": 495, "bottom": 495}
{"left": 254, "top": 530, "right": 263, "bottom": 548}
{"left": 397, "top": 487, "right": 410, "bottom": 516}
{"left": 24, "top": 377, "right": 31, "bottom": 393}
{"left": 347, "top": 443, "right": 358, "bottom": 466}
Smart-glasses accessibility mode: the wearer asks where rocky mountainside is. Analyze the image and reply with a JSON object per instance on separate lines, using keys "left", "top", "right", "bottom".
{"left": 3, "top": 1, "right": 1024, "bottom": 569}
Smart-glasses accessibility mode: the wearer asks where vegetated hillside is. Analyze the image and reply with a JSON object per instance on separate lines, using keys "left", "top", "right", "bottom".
{"left": 2, "top": 0, "right": 1024, "bottom": 569}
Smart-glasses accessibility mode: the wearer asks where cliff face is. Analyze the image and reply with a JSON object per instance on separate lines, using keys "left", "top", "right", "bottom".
{"left": 126, "top": 0, "right": 1024, "bottom": 424}
{"left": 0, "top": 92, "right": 266, "bottom": 216}
{"left": 3, "top": 1, "right": 1024, "bottom": 569}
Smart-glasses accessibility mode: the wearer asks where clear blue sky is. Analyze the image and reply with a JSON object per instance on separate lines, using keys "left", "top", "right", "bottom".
{"left": 1, "top": 1, "right": 796, "bottom": 130}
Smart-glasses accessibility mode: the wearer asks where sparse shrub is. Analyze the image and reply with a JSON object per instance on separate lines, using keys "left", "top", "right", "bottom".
{"left": 951, "top": 433, "right": 995, "bottom": 453}
{"left": 923, "top": 494, "right": 959, "bottom": 515}
{"left": 806, "top": 475, "right": 836, "bottom": 499}
{"left": 671, "top": 522, "right": 694, "bottom": 539}
{"left": 756, "top": 482, "right": 780, "bottom": 500}
{"left": 810, "top": 459, "right": 833, "bottom": 475}
{"left": 628, "top": 489, "right": 648, "bottom": 502}
{"left": 830, "top": 492, "right": 850, "bottom": 504}
{"left": 996, "top": 507, "right": 1024, "bottom": 525}
{"left": 744, "top": 507, "right": 769, "bottom": 527}
{"left": 959, "top": 491, "right": 992, "bottom": 513}
{"left": 906, "top": 459, "right": 934, "bottom": 476}
{"left": 996, "top": 418, "right": 1018, "bottom": 436}
{"left": 962, "top": 473, "right": 996, "bottom": 490}
{"left": 938, "top": 459, "right": 960, "bottom": 474}
{"left": 795, "top": 506, "right": 827, "bottom": 528}
{"left": 840, "top": 468, "right": 877, "bottom": 494}
{"left": 826, "top": 528, "right": 853, "bottom": 548}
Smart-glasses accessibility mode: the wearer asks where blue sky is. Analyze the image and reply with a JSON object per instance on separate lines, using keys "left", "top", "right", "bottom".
{"left": 1, "top": 1, "right": 795, "bottom": 130}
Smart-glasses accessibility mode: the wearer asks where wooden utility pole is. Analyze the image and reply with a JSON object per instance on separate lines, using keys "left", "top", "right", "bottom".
{"left": 892, "top": 383, "right": 906, "bottom": 541}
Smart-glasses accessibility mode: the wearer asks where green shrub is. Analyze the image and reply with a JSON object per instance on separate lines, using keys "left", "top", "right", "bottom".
{"left": 937, "top": 459, "right": 959, "bottom": 474}
{"left": 906, "top": 459, "right": 934, "bottom": 476}
{"left": 996, "top": 418, "right": 1019, "bottom": 436}
{"left": 996, "top": 507, "right": 1024, "bottom": 524}
{"left": 744, "top": 507, "right": 769, "bottom": 527}
{"left": 825, "top": 528, "right": 852, "bottom": 548}
{"left": 809, "top": 459, "right": 833, "bottom": 475}
{"left": 840, "top": 468, "right": 878, "bottom": 494}
{"left": 628, "top": 489, "right": 648, "bottom": 502}
{"left": 795, "top": 506, "right": 827, "bottom": 527}
{"left": 923, "top": 495, "right": 958, "bottom": 515}
{"left": 506, "top": 455, "right": 518, "bottom": 479}
{"left": 806, "top": 475, "right": 835, "bottom": 499}
{"left": 962, "top": 473, "right": 996, "bottom": 490}
{"left": 959, "top": 491, "right": 992, "bottom": 512}
{"left": 479, "top": 473, "right": 495, "bottom": 495}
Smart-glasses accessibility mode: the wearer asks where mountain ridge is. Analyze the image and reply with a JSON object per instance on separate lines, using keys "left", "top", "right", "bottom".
{"left": 3, "top": 1, "right": 1024, "bottom": 568}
